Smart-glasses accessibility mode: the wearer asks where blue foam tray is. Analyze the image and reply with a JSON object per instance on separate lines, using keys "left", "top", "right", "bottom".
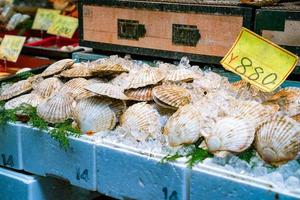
{"left": 96, "top": 143, "right": 190, "bottom": 200}
{"left": 0, "top": 122, "right": 23, "bottom": 170}
{"left": 190, "top": 166, "right": 300, "bottom": 200}
{"left": 20, "top": 123, "right": 97, "bottom": 191}
{"left": 0, "top": 167, "right": 99, "bottom": 200}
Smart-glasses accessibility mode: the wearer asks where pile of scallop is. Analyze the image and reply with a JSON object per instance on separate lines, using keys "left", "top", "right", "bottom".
{"left": 1, "top": 56, "right": 300, "bottom": 167}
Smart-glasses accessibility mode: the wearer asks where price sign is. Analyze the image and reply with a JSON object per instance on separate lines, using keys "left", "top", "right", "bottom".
{"left": 221, "top": 28, "right": 298, "bottom": 92}
{"left": 32, "top": 8, "right": 60, "bottom": 31}
{"left": 0, "top": 35, "right": 26, "bottom": 62}
{"left": 47, "top": 15, "right": 78, "bottom": 38}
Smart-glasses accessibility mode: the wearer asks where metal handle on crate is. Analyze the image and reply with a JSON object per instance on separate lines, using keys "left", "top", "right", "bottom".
{"left": 118, "top": 19, "right": 146, "bottom": 40}
{"left": 172, "top": 24, "right": 200, "bottom": 46}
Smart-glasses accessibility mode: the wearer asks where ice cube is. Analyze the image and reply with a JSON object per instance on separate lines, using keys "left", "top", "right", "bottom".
{"left": 262, "top": 172, "right": 284, "bottom": 188}
{"left": 277, "top": 160, "right": 300, "bottom": 179}
{"left": 285, "top": 176, "right": 300, "bottom": 190}
{"left": 249, "top": 156, "right": 264, "bottom": 167}
{"left": 252, "top": 166, "right": 268, "bottom": 177}
{"left": 224, "top": 164, "right": 235, "bottom": 172}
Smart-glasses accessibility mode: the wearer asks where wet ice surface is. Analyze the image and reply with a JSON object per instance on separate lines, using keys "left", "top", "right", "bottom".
{"left": 201, "top": 155, "right": 300, "bottom": 194}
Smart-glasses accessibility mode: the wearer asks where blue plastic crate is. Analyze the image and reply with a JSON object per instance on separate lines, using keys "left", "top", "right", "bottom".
{"left": 20, "top": 123, "right": 97, "bottom": 191}
{"left": 96, "top": 142, "right": 190, "bottom": 200}
{"left": 72, "top": 52, "right": 107, "bottom": 63}
{"left": 0, "top": 122, "right": 23, "bottom": 170}
{"left": 190, "top": 165, "right": 300, "bottom": 200}
{"left": 0, "top": 167, "right": 99, "bottom": 200}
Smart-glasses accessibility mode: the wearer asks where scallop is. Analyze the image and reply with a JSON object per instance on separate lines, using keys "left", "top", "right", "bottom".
{"left": 227, "top": 100, "right": 273, "bottom": 127}
{"left": 59, "top": 62, "right": 94, "bottom": 78}
{"left": 164, "top": 104, "right": 203, "bottom": 147}
{"left": 40, "top": 59, "right": 74, "bottom": 77}
{"left": 264, "top": 87, "right": 300, "bottom": 116}
{"left": 37, "top": 92, "right": 76, "bottom": 123}
{"left": 60, "top": 78, "right": 95, "bottom": 100}
{"left": 125, "top": 86, "right": 153, "bottom": 101}
{"left": 33, "top": 77, "right": 64, "bottom": 98}
{"left": 73, "top": 97, "right": 116, "bottom": 134}
{"left": 255, "top": 115, "right": 300, "bottom": 166}
{"left": 109, "top": 73, "right": 130, "bottom": 89}
{"left": 85, "top": 83, "right": 128, "bottom": 100}
{"left": 120, "top": 102, "right": 161, "bottom": 141}
{"left": 109, "top": 99, "right": 127, "bottom": 119}
{"left": 164, "top": 68, "right": 197, "bottom": 82}
{"left": 203, "top": 117, "right": 255, "bottom": 154}
{"left": 153, "top": 85, "right": 191, "bottom": 110}
{"left": 4, "top": 93, "right": 45, "bottom": 110}
{"left": 0, "top": 79, "right": 33, "bottom": 100}
{"left": 90, "top": 62, "right": 128, "bottom": 76}
{"left": 126, "top": 67, "right": 165, "bottom": 89}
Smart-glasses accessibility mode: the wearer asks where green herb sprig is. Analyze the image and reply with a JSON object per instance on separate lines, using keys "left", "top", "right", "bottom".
{"left": 237, "top": 147, "right": 256, "bottom": 163}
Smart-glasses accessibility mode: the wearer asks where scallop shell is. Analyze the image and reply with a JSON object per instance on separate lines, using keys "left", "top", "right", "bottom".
{"left": 33, "top": 77, "right": 64, "bottom": 98}
{"left": 255, "top": 115, "right": 300, "bottom": 166}
{"left": 153, "top": 85, "right": 191, "bottom": 109}
{"left": 91, "top": 63, "right": 128, "bottom": 76}
{"left": 126, "top": 67, "right": 165, "bottom": 89}
{"left": 85, "top": 83, "right": 128, "bottom": 100}
{"left": 59, "top": 62, "right": 94, "bottom": 78}
{"left": 203, "top": 117, "right": 255, "bottom": 154}
{"left": 164, "top": 68, "right": 197, "bottom": 82}
{"left": 164, "top": 104, "right": 203, "bottom": 147}
{"left": 37, "top": 92, "right": 76, "bottom": 123}
{"left": 125, "top": 86, "right": 153, "bottom": 101}
{"left": 4, "top": 93, "right": 45, "bottom": 110}
{"left": 0, "top": 79, "right": 32, "bottom": 100}
{"left": 73, "top": 97, "right": 116, "bottom": 134}
{"left": 61, "top": 78, "right": 95, "bottom": 100}
{"left": 264, "top": 87, "right": 300, "bottom": 116}
{"left": 40, "top": 59, "right": 74, "bottom": 77}
{"left": 227, "top": 100, "right": 273, "bottom": 127}
{"left": 109, "top": 99, "right": 127, "bottom": 119}
{"left": 109, "top": 73, "right": 130, "bottom": 89}
{"left": 120, "top": 102, "right": 161, "bottom": 141}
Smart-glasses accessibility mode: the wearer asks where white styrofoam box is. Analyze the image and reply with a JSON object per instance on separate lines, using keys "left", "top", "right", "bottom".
{"left": 0, "top": 167, "right": 100, "bottom": 200}
{"left": 190, "top": 164, "right": 300, "bottom": 200}
{"left": 96, "top": 141, "right": 190, "bottom": 200}
{"left": 20, "top": 123, "right": 97, "bottom": 191}
{"left": 0, "top": 122, "right": 23, "bottom": 170}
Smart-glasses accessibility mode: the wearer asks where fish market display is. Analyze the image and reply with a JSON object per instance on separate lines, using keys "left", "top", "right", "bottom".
{"left": 1, "top": 56, "right": 300, "bottom": 193}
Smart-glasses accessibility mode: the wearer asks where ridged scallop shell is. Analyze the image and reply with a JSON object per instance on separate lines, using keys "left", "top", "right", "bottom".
{"left": 126, "top": 67, "right": 165, "bottom": 89}
{"left": 91, "top": 63, "right": 128, "bottom": 75}
{"left": 61, "top": 78, "right": 95, "bottom": 100}
{"left": 109, "top": 73, "right": 130, "bottom": 89}
{"left": 109, "top": 99, "right": 127, "bottom": 119}
{"left": 92, "top": 55, "right": 133, "bottom": 71}
{"left": 164, "top": 104, "right": 202, "bottom": 147}
{"left": 227, "top": 100, "right": 273, "bottom": 127}
{"left": 59, "top": 62, "right": 94, "bottom": 78}
{"left": 33, "top": 77, "right": 64, "bottom": 98}
{"left": 85, "top": 83, "right": 128, "bottom": 100}
{"left": 37, "top": 92, "right": 76, "bottom": 123}
{"left": 73, "top": 97, "right": 116, "bottom": 134}
{"left": 153, "top": 85, "right": 191, "bottom": 109}
{"left": 125, "top": 86, "right": 153, "bottom": 101}
{"left": 120, "top": 102, "right": 161, "bottom": 141}
{"left": 265, "top": 87, "right": 300, "bottom": 116}
{"left": 4, "top": 93, "right": 45, "bottom": 110}
{"left": 255, "top": 115, "right": 300, "bottom": 166}
{"left": 164, "top": 68, "right": 197, "bottom": 82}
{"left": 203, "top": 117, "right": 255, "bottom": 154}
{"left": 41, "top": 59, "right": 74, "bottom": 77}
{"left": 0, "top": 79, "right": 32, "bottom": 100}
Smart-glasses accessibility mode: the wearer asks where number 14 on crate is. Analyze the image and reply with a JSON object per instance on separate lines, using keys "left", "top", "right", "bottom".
{"left": 221, "top": 28, "right": 298, "bottom": 92}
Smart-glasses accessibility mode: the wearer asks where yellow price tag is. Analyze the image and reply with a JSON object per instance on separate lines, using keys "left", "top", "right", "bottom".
{"left": 32, "top": 8, "right": 60, "bottom": 31}
{"left": 0, "top": 35, "right": 26, "bottom": 62}
{"left": 47, "top": 15, "right": 78, "bottom": 38}
{"left": 221, "top": 28, "right": 298, "bottom": 92}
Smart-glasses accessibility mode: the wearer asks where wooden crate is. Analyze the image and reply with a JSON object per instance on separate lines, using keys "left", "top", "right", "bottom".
{"left": 78, "top": 0, "right": 253, "bottom": 64}
{"left": 255, "top": 2, "right": 300, "bottom": 57}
